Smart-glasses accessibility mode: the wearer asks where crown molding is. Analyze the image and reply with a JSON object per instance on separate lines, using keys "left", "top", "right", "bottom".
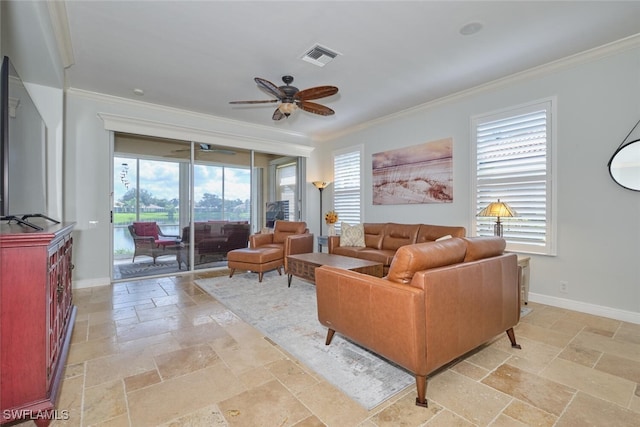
{"left": 47, "top": 0, "right": 75, "bottom": 69}
{"left": 66, "top": 87, "right": 311, "bottom": 144}
{"left": 318, "top": 33, "right": 640, "bottom": 142}
{"left": 97, "top": 112, "right": 315, "bottom": 158}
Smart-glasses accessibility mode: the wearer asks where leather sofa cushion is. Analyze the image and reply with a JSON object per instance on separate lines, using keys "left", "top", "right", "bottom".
{"left": 382, "top": 223, "right": 421, "bottom": 251}
{"left": 356, "top": 248, "right": 396, "bottom": 266}
{"left": 273, "top": 221, "right": 307, "bottom": 243}
{"left": 332, "top": 245, "right": 365, "bottom": 258}
{"left": 463, "top": 237, "right": 506, "bottom": 262}
{"left": 363, "top": 223, "right": 385, "bottom": 249}
{"left": 415, "top": 224, "right": 466, "bottom": 243}
{"left": 387, "top": 238, "right": 467, "bottom": 284}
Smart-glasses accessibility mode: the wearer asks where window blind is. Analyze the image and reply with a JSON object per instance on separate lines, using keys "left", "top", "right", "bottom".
{"left": 473, "top": 101, "right": 553, "bottom": 254}
{"left": 333, "top": 148, "right": 362, "bottom": 231}
{"left": 276, "top": 163, "right": 296, "bottom": 221}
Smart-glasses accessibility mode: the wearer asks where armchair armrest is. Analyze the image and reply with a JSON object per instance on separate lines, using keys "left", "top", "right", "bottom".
{"left": 285, "top": 233, "right": 314, "bottom": 256}
{"left": 159, "top": 232, "right": 180, "bottom": 239}
{"left": 132, "top": 235, "right": 156, "bottom": 250}
{"left": 250, "top": 232, "right": 274, "bottom": 248}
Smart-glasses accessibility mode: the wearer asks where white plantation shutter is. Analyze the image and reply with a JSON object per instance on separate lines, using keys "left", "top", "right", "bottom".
{"left": 333, "top": 147, "right": 362, "bottom": 232}
{"left": 472, "top": 100, "right": 555, "bottom": 255}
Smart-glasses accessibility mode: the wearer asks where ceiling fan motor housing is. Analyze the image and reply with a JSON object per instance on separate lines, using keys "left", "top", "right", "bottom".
{"left": 280, "top": 76, "right": 299, "bottom": 104}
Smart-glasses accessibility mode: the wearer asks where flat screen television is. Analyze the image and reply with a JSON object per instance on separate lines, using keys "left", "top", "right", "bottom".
{"left": 0, "top": 55, "right": 52, "bottom": 229}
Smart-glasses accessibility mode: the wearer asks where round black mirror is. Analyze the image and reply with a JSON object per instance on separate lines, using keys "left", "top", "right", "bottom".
{"left": 608, "top": 139, "right": 640, "bottom": 191}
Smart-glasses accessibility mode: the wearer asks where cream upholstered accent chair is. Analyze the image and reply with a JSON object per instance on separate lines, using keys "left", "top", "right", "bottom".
{"left": 249, "top": 220, "right": 314, "bottom": 271}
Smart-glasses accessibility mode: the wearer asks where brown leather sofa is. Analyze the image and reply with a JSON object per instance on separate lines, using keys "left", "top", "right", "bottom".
{"left": 328, "top": 223, "right": 466, "bottom": 274}
{"left": 315, "top": 236, "right": 521, "bottom": 408}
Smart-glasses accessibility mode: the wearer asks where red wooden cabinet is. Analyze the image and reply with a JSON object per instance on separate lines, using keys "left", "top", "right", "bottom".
{"left": 0, "top": 222, "right": 76, "bottom": 426}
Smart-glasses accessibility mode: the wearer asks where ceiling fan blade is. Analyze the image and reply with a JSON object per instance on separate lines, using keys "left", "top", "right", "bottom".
{"left": 229, "top": 99, "right": 279, "bottom": 104}
{"left": 255, "top": 77, "right": 286, "bottom": 99}
{"left": 295, "top": 86, "right": 339, "bottom": 101}
{"left": 272, "top": 108, "right": 286, "bottom": 121}
{"left": 298, "top": 100, "right": 335, "bottom": 116}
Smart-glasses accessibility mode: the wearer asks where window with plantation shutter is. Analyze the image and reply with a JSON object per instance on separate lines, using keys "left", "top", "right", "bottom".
{"left": 471, "top": 99, "right": 556, "bottom": 255}
{"left": 333, "top": 147, "right": 362, "bottom": 233}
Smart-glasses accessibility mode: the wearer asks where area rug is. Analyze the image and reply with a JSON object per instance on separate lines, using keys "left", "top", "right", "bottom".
{"left": 195, "top": 271, "right": 414, "bottom": 410}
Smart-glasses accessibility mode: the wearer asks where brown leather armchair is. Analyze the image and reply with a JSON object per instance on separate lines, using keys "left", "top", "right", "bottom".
{"left": 249, "top": 220, "right": 314, "bottom": 271}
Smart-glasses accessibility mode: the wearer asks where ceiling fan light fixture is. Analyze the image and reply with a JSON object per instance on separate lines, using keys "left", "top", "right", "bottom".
{"left": 278, "top": 102, "right": 298, "bottom": 117}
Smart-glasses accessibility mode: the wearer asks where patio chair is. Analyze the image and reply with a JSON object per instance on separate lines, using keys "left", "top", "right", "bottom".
{"left": 128, "top": 222, "right": 180, "bottom": 263}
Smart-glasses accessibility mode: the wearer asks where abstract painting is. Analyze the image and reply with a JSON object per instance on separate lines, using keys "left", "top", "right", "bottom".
{"left": 372, "top": 137, "right": 453, "bottom": 205}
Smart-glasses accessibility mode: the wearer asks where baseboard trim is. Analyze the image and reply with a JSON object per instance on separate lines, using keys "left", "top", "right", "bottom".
{"left": 73, "top": 277, "right": 111, "bottom": 289}
{"left": 528, "top": 293, "right": 640, "bottom": 325}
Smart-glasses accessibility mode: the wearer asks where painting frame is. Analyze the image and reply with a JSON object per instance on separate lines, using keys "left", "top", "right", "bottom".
{"left": 372, "top": 138, "right": 453, "bottom": 205}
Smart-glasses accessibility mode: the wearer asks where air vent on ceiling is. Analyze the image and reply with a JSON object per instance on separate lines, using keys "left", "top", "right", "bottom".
{"left": 301, "top": 44, "right": 340, "bottom": 67}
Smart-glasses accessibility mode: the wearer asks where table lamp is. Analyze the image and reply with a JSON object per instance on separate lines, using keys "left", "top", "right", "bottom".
{"left": 477, "top": 199, "right": 516, "bottom": 237}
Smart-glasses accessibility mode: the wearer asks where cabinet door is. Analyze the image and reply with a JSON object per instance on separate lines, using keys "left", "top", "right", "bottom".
{"left": 47, "top": 242, "right": 61, "bottom": 386}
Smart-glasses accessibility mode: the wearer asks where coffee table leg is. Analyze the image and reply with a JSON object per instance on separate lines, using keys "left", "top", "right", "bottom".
{"left": 288, "top": 274, "right": 293, "bottom": 287}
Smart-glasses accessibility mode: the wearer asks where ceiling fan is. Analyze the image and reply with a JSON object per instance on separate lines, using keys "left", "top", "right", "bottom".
{"left": 229, "top": 76, "right": 338, "bottom": 120}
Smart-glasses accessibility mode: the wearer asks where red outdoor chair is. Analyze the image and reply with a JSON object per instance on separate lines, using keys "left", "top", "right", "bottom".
{"left": 128, "top": 222, "right": 180, "bottom": 263}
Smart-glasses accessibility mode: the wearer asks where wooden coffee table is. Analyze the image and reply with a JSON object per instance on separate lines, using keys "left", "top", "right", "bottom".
{"left": 286, "top": 253, "right": 383, "bottom": 287}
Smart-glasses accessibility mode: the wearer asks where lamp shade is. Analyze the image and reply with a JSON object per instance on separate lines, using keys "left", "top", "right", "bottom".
{"left": 477, "top": 199, "right": 516, "bottom": 218}
{"left": 278, "top": 102, "right": 298, "bottom": 116}
{"left": 312, "top": 181, "right": 329, "bottom": 190}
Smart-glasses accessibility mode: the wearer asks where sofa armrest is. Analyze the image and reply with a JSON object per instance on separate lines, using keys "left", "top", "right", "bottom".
{"left": 250, "top": 232, "right": 274, "bottom": 248}
{"left": 327, "top": 235, "right": 341, "bottom": 253}
{"left": 408, "top": 253, "right": 519, "bottom": 372}
{"left": 315, "top": 266, "right": 427, "bottom": 375}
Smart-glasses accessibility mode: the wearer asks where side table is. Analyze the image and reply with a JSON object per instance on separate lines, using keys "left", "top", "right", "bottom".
{"left": 517, "top": 256, "right": 531, "bottom": 305}
{"left": 317, "top": 235, "right": 328, "bottom": 252}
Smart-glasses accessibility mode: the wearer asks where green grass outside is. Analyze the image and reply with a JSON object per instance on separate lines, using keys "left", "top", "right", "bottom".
{"left": 113, "top": 211, "right": 249, "bottom": 226}
{"left": 113, "top": 212, "right": 174, "bottom": 226}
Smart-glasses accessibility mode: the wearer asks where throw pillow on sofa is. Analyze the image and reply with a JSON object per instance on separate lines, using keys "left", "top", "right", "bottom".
{"left": 340, "top": 222, "right": 365, "bottom": 247}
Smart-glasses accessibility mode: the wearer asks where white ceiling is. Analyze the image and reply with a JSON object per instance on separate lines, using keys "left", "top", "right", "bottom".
{"left": 59, "top": 1, "right": 640, "bottom": 140}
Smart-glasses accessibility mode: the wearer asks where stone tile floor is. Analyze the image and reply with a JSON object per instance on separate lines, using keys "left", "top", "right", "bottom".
{"left": 18, "top": 270, "right": 640, "bottom": 426}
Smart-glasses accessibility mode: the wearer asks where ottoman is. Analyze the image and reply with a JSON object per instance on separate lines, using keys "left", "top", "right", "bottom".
{"left": 227, "top": 247, "right": 284, "bottom": 282}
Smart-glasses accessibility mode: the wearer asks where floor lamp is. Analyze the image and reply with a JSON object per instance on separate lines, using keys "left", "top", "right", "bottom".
{"left": 312, "top": 181, "right": 329, "bottom": 235}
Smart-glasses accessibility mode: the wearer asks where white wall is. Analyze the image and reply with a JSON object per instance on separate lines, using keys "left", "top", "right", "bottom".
{"left": 65, "top": 91, "right": 313, "bottom": 287}
{"left": 312, "top": 42, "right": 640, "bottom": 323}
{"left": 25, "top": 82, "right": 64, "bottom": 220}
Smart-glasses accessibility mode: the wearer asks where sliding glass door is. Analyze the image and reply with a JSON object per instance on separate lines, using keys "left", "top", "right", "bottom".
{"left": 112, "top": 137, "right": 185, "bottom": 280}
{"left": 190, "top": 162, "right": 251, "bottom": 269}
{"left": 112, "top": 132, "right": 303, "bottom": 281}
